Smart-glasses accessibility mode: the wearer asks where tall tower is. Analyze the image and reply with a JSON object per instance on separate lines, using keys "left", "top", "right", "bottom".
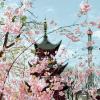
{"left": 86, "top": 29, "right": 94, "bottom": 89}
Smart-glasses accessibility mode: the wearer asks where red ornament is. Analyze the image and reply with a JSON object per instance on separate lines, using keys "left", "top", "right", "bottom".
{"left": 87, "top": 29, "right": 93, "bottom": 35}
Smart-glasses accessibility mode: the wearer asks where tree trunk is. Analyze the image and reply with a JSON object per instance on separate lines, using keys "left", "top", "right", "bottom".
{"left": 0, "top": 93, "right": 3, "bottom": 100}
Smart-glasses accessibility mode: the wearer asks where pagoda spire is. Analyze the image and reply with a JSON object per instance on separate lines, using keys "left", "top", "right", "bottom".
{"left": 44, "top": 18, "right": 48, "bottom": 38}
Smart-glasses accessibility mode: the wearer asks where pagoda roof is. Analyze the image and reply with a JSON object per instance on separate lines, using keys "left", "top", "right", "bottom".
{"left": 34, "top": 37, "right": 62, "bottom": 50}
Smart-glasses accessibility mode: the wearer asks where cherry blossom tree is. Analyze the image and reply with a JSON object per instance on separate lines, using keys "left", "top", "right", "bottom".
{"left": 0, "top": 0, "right": 100, "bottom": 100}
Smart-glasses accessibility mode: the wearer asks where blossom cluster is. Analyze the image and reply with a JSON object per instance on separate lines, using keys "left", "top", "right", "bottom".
{"left": 80, "top": 2, "right": 91, "bottom": 15}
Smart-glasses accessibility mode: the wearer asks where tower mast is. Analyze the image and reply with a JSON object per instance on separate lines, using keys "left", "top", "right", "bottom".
{"left": 87, "top": 29, "right": 94, "bottom": 89}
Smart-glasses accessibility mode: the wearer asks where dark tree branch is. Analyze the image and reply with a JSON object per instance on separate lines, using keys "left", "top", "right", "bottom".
{"left": 3, "top": 32, "right": 9, "bottom": 48}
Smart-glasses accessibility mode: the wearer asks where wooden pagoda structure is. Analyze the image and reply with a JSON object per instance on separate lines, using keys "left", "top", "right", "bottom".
{"left": 25, "top": 19, "right": 68, "bottom": 100}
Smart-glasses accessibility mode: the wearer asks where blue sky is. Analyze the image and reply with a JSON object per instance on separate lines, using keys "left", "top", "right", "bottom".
{"left": 5, "top": 0, "right": 100, "bottom": 25}
{"left": 33, "top": 0, "right": 100, "bottom": 68}
{"left": 1, "top": 0, "right": 100, "bottom": 69}
{"left": 33, "top": 0, "right": 100, "bottom": 25}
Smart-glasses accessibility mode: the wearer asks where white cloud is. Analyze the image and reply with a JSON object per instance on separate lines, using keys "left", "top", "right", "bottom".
{"left": 94, "top": 31, "right": 100, "bottom": 38}
{"left": 46, "top": 8, "right": 54, "bottom": 12}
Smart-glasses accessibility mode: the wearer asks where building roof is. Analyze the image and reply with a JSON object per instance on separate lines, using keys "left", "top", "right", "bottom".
{"left": 34, "top": 37, "right": 62, "bottom": 50}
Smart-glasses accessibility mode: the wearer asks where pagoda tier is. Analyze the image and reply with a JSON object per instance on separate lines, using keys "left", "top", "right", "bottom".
{"left": 34, "top": 38, "right": 62, "bottom": 58}
{"left": 34, "top": 35, "right": 62, "bottom": 51}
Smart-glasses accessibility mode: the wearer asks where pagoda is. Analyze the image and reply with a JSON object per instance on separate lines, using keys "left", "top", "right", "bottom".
{"left": 33, "top": 19, "right": 68, "bottom": 74}
{"left": 25, "top": 19, "right": 68, "bottom": 100}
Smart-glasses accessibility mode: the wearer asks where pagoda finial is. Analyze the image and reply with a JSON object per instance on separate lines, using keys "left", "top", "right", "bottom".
{"left": 44, "top": 18, "right": 47, "bottom": 38}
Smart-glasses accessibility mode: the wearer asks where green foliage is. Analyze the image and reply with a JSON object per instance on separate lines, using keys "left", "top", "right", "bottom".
{"left": 20, "top": 16, "right": 27, "bottom": 25}
{"left": 31, "top": 49, "right": 35, "bottom": 54}
{"left": 0, "top": 1, "right": 4, "bottom": 8}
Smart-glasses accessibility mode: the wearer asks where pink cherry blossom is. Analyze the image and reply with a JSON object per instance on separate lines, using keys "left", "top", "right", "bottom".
{"left": 88, "top": 88, "right": 97, "bottom": 99}
{"left": 75, "top": 27, "right": 80, "bottom": 34}
{"left": 59, "top": 91, "right": 65, "bottom": 96}
{"left": 80, "top": 2, "right": 91, "bottom": 14}
{"left": 79, "top": 62, "right": 85, "bottom": 67}
{"left": 15, "top": 8, "right": 25, "bottom": 16}
{"left": 87, "top": 41, "right": 95, "bottom": 47}
{"left": 2, "top": 21, "right": 22, "bottom": 34}
{"left": 18, "top": 82, "right": 27, "bottom": 100}
{"left": 78, "top": 72, "right": 85, "bottom": 83}
{"left": 24, "top": 1, "right": 32, "bottom": 8}
{"left": 2, "top": 22, "right": 12, "bottom": 33}
{"left": 30, "top": 77, "right": 47, "bottom": 94}
{"left": 30, "top": 61, "right": 47, "bottom": 74}
{"left": 86, "top": 67, "right": 94, "bottom": 77}
{"left": 97, "top": 22, "right": 100, "bottom": 28}
{"left": 20, "top": 0, "right": 32, "bottom": 9}
{"left": 65, "top": 34, "right": 80, "bottom": 42}
{"left": 96, "top": 71, "right": 100, "bottom": 76}
{"left": 52, "top": 81, "right": 64, "bottom": 90}
{"left": 35, "top": 31, "right": 40, "bottom": 35}
{"left": 11, "top": 22, "right": 22, "bottom": 34}
{"left": 27, "top": 31, "right": 33, "bottom": 35}
{"left": 38, "top": 91, "right": 52, "bottom": 100}
{"left": 4, "top": 7, "right": 14, "bottom": 20}
{"left": 89, "top": 21, "right": 97, "bottom": 26}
